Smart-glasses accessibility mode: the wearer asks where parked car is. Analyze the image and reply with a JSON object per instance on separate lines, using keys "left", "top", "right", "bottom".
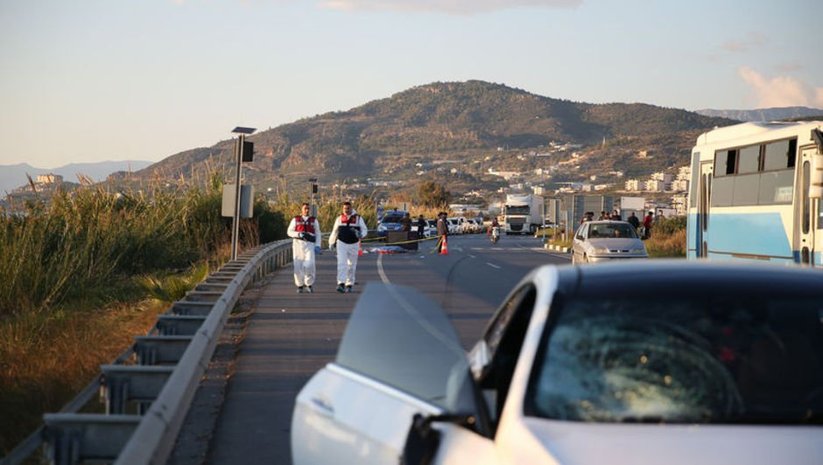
{"left": 462, "top": 219, "right": 481, "bottom": 234}
{"left": 424, "top": 219, "right": 438, "bottom": 238}
{"left": 377, "top": 210, "right": 409, "bottom": 237}
{"left": 447, "top": 218, "right": 461, "bottom": 235}
{"left": 572, "top": 220, "right": 647, "bottom": 264}
{"left": 292, "top": 261, "right": 823, "bottom": 465}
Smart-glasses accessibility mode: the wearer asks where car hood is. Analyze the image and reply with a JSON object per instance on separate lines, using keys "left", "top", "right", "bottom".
{"left": 587, "top": 238, "right": 643, "bottom": 249}
{"left": 518, "top": 418, "right": 823, "bottom": 465}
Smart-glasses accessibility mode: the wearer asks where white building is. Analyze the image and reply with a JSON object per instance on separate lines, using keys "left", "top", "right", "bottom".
{"left": 645, "top": 179, "right": 668, "bottom": 192}
{"left": 36, "top": 173, "right": 63, "bottom": 184}
{"left": 670, "top": 179, "right": 689, "bottom": 192}
{"left": 625, "top": 179, "right": 642, "bottom": 191}
{"left": 651, "top": 172, "right": 673, "bottom": 183}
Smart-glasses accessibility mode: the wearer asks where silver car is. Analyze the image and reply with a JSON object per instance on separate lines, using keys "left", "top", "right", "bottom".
{"left": 572, "top": 220, "right": 647, "bottom": 264}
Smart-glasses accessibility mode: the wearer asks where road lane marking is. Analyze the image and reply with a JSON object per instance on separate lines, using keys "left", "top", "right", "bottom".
{"left": 377, "top": 253, "right": 390, "bottom": 283}
{"left": 486, "top": 262, "right": 501, "bottom": 269}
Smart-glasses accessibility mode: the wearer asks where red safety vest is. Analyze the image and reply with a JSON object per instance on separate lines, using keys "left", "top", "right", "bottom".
{"left": 337, "top": 214, "right": 361, "bottom": 244}
{"left": 294, "top": 216, "right": 316, "bottom": 234}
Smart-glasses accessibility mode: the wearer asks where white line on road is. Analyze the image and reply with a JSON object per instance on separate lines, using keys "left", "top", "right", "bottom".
{"left": 486, "top": 262, "right": 501, "bottom": 269}
{"left": 377, "top": 253, "right": 391, "bottom": 284}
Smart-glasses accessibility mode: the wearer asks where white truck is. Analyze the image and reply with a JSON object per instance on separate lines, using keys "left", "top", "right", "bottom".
{"left": 503, "top": 194, "right": 544, "bottom": 235}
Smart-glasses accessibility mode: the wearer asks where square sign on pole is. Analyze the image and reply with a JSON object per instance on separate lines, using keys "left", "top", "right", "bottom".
{"left": 230, "top": 126, "right": 256, "bottom": 261}
{"left": 221, "top": 185, "right": 254, "bottom": 218}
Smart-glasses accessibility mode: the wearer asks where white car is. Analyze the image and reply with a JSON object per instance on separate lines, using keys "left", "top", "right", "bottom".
{"left": 571, "top": 220, "right": 647, "bottom": 264}
{"left": 447, "top": 218, "right": 461, "bottom": 235}
{"left": 291, "top": 261, "right": 823, "bottom": 465}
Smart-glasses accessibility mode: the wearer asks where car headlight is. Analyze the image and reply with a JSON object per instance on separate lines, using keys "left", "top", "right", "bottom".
{"left": 592, "top": 246, "right": 610, "bottom": 254}
{"left": 378, "top": 225, "right": 386, "bottom": 231}
{"left": 631, "top": 247, "right": 646, "bottom": 253}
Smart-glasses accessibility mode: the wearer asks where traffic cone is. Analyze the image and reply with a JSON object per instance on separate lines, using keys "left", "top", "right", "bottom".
{"left": 439, "top": 236, "right": 449, "bottom": 255}
{"left": 358, "top": 241, "right": 363, "bottom": 256}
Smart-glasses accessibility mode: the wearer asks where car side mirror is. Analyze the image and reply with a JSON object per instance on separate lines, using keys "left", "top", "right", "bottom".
{"left": 402, "top": 413, "right": 477, "bottom": 465}
{"left": 402, "top": 414, "right": 440, "bottom": 465}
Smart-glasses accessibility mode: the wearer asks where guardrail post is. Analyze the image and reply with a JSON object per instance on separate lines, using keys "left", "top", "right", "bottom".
{"left": 43, "top": 414, "right": 140, "bottom": 465}
{"left": 100, "top": 366, "right": 175, "bottom": 414}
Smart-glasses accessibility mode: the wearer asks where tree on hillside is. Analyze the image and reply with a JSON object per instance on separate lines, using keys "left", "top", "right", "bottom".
{"left": 417, "top": 180, "right": 451, "bottom": 207}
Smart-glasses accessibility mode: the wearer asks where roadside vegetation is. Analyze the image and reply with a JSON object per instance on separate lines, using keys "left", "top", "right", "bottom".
{"left": 0, "top": 178, "right": 285, "bottom": 455}
{"left": 644, "top": 216, "right": 687, "bottom": 257}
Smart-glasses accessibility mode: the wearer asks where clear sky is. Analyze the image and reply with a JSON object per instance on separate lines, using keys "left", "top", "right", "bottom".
{"left": 1, "top": 0, "right": 820, "bottom": 168}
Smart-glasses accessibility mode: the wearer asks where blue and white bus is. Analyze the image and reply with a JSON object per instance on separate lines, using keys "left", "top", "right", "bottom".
{"left": 687, "top": 120, "right": 823, "bottom": 265}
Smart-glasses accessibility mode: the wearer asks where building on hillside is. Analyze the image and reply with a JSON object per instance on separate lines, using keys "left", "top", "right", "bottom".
{"left": 36, "top": 173, "right": 63, "bottom": 184}
{"left": 670, "top": 179, "right": 689, "bottom": 192}
{"left": 650, "top": 172, "right": 673, "bottom": 183}
{"left": 625, "top": 179, "right": 642, "bottom": 191}
{"left": 671, "top": 194, "right": 688, "bottom": 215}
{"left": 645, "top": 179, "right": 668, "bottom": 192}
{"left": 488, "top": 168, "right": 521, "bottom": 180}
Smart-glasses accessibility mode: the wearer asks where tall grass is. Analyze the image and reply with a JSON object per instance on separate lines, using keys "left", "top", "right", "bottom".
{"left": 645, "top": 216, "right": 687, "bottom": 257}
{"left": 0, "top": 179, "right": 286, "bottom": 455}
{"left": 0, "top": 180, "right": 286, "bottom": 317}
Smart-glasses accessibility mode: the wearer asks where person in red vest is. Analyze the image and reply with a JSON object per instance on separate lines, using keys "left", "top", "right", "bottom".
{"left": 329, "top": 201, "right": 368, "bottom": 293}
{"left": 643, "top": 211, "right": 654, "bottom": 240}
{"left": 287, "top": 203, "right": 322, "bottom": 293}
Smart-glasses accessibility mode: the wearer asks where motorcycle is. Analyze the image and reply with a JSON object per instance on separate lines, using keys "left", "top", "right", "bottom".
{"left": 490, "top": 226, "right": 500, "bottom": 244}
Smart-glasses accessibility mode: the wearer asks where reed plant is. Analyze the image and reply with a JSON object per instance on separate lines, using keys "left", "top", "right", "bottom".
{"left": 645, "top": 216, "right": 687, "bottom": 257}
{"left": 0, "top": 177, "right": 286, "bottom": 455}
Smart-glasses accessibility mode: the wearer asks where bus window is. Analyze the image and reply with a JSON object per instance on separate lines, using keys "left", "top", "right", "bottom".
{"left": 763, "top": 139, "right": 796, "bottom": 171}
{"left": 818, "top": 200, "right": 823, "bottom": 230}
{"left": 803, "top": 161, "right": 810, "bottom": 235}
{"left": 715, "top": 150, "right": 737, "bottom": 176}
{"left": 738, "top": 145, "right": 760, "bottom": 174}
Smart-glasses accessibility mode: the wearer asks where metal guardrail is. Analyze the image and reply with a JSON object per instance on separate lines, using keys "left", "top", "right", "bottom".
{"left": 1, "top": 239, "right": 293, "bottom": 465}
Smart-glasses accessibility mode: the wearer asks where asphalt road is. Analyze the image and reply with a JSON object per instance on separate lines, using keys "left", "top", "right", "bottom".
{"left": 187, "top": 234, "right": 569, "bottom": 465}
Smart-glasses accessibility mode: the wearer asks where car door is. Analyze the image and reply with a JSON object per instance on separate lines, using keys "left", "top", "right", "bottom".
{"left": 572, "top": 223, "right": 588, "bottom": 263}
{"left": 292, "top": 283, "right": 482, "bottom": 465}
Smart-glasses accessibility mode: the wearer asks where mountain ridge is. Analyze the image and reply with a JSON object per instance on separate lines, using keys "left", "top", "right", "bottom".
{"left": 695, "top": 106, "right": 823, "bottom": 122}
{"left": 128, "top": 80, "right": 737, "bottom": 194}
{"left": 0, "top": 160, "right": 153, "bottom": 194}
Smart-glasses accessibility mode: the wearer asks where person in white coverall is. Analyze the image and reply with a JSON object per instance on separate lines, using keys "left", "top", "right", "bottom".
{"left": 328, "top": 201, "right": 368, "bottom": 293}
{"left": 287, "top": 203, "right": 322, "bottom": 293}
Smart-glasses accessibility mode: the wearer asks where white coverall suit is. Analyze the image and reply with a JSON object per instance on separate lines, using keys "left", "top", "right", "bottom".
{"left": 328, "top": 213, "right": 368, "bottom": 287}
{"left": 287, "top": 216, "right": 322, "bottom": 288}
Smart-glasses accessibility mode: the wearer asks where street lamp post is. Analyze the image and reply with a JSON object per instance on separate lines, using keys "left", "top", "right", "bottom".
{"left": 230, "top": 126, "right": 256, "bottom": 261}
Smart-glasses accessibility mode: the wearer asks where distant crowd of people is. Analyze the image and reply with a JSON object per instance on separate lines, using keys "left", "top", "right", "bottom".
{"left": 580, "top": 209, "right": 658, "bottom": 240}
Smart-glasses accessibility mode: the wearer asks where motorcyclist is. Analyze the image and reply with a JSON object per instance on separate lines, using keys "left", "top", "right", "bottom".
{"left": 489, "top": 217, "right": 501, "bottom": 243}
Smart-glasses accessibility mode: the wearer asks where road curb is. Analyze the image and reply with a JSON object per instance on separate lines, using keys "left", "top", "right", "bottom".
{"left": 544, "top": 244, "right": 570, "bottom": 253}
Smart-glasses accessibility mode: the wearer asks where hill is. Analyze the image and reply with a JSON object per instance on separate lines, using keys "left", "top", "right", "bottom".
{"left": 126, "top": 81, "right": 737, "bottom": 195}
